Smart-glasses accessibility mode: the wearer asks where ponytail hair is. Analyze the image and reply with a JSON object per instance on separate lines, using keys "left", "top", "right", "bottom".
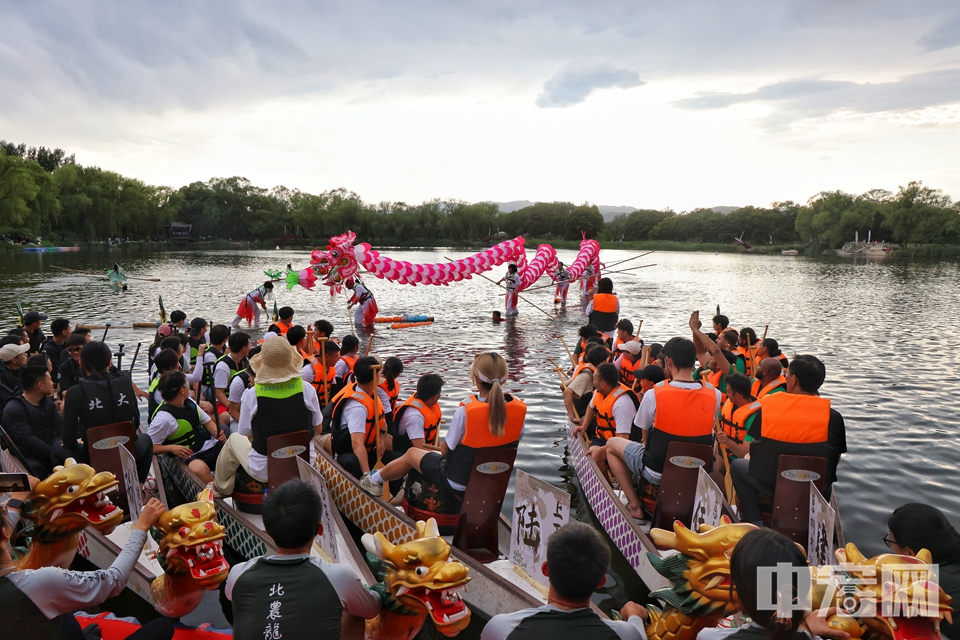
{"left": 472, "top": 352, "right": 509, "bottom": 437}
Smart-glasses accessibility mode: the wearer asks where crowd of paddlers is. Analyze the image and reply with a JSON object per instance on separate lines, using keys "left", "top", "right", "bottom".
{"left": 3, "top": 274, "right": 960, "bottom": 640}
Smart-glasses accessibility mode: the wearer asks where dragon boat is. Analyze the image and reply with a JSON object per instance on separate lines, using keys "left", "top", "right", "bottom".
{"left": 312, "top": 449, "right": 551, "bottom": 619}
{"left": 564, "top": 419, "right": 846, "bottom": 593}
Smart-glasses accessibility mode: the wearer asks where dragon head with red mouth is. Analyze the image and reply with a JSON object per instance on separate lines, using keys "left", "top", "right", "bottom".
{"left": 155, "top": 488, "right": 229, "bottom": 589}
{"left": 311, "top": 231, "right": 361, "bottom": 294}
{"left": 363, "top": 518, "right": 472, "bottom": 638}
{"left": 22, "top": 459, "right": 124, "bottom": 541}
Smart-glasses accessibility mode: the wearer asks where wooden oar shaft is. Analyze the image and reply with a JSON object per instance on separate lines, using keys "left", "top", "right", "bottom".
{"left": 365, "top": 332, "right": 374, "bottom": 356}
{"left": 603, "top": 251, "right": 654, "bottom": 269}
{"left": 558, "top": 335, "right": 576, "bottom": 366}
{"left": 523, "top": 263, "right": 655, "bottom": 292}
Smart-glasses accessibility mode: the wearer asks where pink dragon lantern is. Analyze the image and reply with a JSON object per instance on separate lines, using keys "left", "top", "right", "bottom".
{"left": 307, "top": 231, "right": 600, "bottom": 294}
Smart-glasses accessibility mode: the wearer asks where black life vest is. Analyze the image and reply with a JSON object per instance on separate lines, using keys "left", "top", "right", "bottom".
{"left": 250, "top": 378, "right": 313, "bottom": 455}
{"left": 154, "top": 399, "right": 211, "bottom": 450}
{"left": 75, "top": 374, "right": 139, "bottom": 438}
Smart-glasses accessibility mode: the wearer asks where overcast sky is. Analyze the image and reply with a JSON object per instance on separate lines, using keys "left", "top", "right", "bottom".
{"left": 2, "top": 1, "right": 959, "bottom": 211}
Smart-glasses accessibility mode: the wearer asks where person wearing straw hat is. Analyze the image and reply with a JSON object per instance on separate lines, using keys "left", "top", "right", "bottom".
{"left": 212, "top": 337, "right": 322, "bottom": 496}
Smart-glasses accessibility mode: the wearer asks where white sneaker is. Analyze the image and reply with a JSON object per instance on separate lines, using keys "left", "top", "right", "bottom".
{"left": 359, "top": 473, "right": 383, "bottom": 497}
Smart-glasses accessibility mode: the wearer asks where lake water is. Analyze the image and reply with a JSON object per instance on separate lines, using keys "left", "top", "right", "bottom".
{"left": 3, "top": 245, "right": 959, "bottom": 623}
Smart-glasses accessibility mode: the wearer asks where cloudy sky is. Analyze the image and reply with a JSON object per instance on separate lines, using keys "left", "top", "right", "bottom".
{"left": 3, "top": 1, "right": 959, "bottom": 210}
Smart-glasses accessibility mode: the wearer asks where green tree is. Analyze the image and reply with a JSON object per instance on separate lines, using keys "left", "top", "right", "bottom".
{"left": 883, "top": 182, "right": 955, "bottom": 245}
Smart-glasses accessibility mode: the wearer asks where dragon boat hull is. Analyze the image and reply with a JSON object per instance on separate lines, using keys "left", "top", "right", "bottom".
{"left": 313, "top": 450, "right": 548, "bottom": 619}
{"left": 0, "top": 443, "right": 162, "bottom": 605}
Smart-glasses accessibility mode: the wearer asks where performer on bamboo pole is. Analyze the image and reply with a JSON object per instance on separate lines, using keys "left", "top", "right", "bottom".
{"left": 496, "top": 263, "right": 520, "bottom": 316}
{"left": 232, "top": 281, "right": 274, "bottom": 328}
{"left": 346, "top": 277, "right": 378, "bottom": 327}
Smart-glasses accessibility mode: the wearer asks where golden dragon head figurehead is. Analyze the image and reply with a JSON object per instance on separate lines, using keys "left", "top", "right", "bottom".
{"left": 362, "top": 518, "right": 471, "bottom": 637}
{"left": 648, "top": 519, "right": 760, "bottom": 617}
{"left": 812, "top": 543, "right": 954, "bottom": 640}
{"left": 22, "top": 459, "right": 124, "bottom": 539}
{"left": 155, "top": 488, "right": 229, "bottom": 589}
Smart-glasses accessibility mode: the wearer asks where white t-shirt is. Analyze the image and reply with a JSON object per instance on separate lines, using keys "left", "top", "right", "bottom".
{"left": 227, "top": 375, "right": 248, "bottom": 404}
{"left": 214, "top": 357, "right": 244, "bottom": 390}
{"left": 334, "top": 358, "right": 352, "bottom": 381}
{"left": 147, "top": 402, "right": 217, "bottom": 454}
{"left": 589, "top": 390, "right": 637, "bottom": 436}
{"left": 238, "top": 382, "right": 323, "bottom": 480}
{"left": 398, "top": 406, "right": 426, "bottom": 440}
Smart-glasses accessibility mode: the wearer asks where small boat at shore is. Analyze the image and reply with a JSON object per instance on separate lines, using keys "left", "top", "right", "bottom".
{"left": 781, "top": 249, "right": 799, "bottom": 256}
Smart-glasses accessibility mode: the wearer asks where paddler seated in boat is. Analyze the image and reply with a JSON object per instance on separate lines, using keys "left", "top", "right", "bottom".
{"left": 390, "top": 373, "right": 444, "bottom": 454}
{"left": 212, "top": 337, "right": 322, "bottom": 497}
{"left": 711, "top": 313, "right": 730, "bottom": 335}
{"left": 571, "top": 363, "right": 640, "bottom": 477}
{"left": 199, "top": 324, "right": 232, "bottom": 429}
{"left": 712, "top": 373, "right": 760, "bottom": 486}
{"left": 585, "top": 277, "right": 620, "bottom": 341}
{"left": 329, "top": 356, "right": 403, "bottom": 495}
{"left": 634, "top": 363, "right": 664, "bottom": 398}
{"left": 301, "top": 340, "right": 338, "bottom": 409}
{"left": 735, "top": 327, "right": 758, "bottom": 378}
{"left": 613, "top": 340, "right": 643, "bottom": 389}
{"left": 363, "top": 352, "right": 526, "bottom": 500}
{"left": 751, "top": 357, "right": 787, "bottom": 399}
{"left": 562, "top": 345, "right": 609, "bottom": 423}
{"left": 186, "top": 318, "right": 209, "bottom": 369}
{"left": 613, "top": 319, "right": 639, "bottom": 352}
{"left": 228, "top": 362, "right": 256, "bottom": 430}
{"left": 570, "top": 324, "right": 604, "bottom": 371}
{"left": 731, "top": 355, "right": 846, "bottom": 527}
{"left": 58, "top": 341, "right": 155, "bottom": 484}
{"left": 286, "top": 325, "right": 311, "bottom": 361}
{"left": 148, "top": 371, "right": 226, "bottom": 484}
{"left": 480, "top": 522, "right": 647, "bottom": 640}
{"left": 2, "top": 366, "right": 62, "bottom": 477}
{"left": 214, "top": 331, "right": 251, "bottom": 418}
{"left": 756, "top": 337, "right": 789, "bottom": 369}
{"left": 605, "top": 332, "right": 721, "bottom": 521}
{"left": 378, "top": 356, "right": 403, "bottom": 415}
{"left": 0, "top": 497, "right": 175, "bottom": 640}
{"left": 275, "top": 306, "right": 295, "bottom": 336}
{"left": 225, "top": 480, "right": 382, "bottom": 640}
{"left": 691, "top": 313, "right": 733, "bottom": 398}
{"left": 333, "top": 334, "right": 360, "bottom": 392}
{"left": 312, "top": 319, "right": 337, "bottom": 351}
{"left": 885, "top": 503, "right": 960, "bottom": 640}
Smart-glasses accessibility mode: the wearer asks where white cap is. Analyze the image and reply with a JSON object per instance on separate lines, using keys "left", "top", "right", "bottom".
{"left": 0, "top": 343, "right": 30, "bottom": 362}
{"left": 617, "top": 340, "right": 643, "bottom": 355}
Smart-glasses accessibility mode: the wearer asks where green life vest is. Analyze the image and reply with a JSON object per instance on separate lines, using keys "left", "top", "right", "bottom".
{"left": 155, "top": 399, "right": 211, "bottom": 449}
{"left": 216, "top": 353, "right": 248, "bottom": 387}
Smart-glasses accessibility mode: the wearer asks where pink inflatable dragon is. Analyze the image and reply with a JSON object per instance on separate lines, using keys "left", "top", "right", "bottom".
{"left": 305, "top": 231, "right": 600, "bottom": 294}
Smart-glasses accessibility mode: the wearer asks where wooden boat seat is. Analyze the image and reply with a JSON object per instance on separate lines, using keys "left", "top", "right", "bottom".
{"left": 650, "top": 441, "right": 714, "bottom": 531}
{"left": 267, "top": 431, "right": 311, "bottom": 491}
{"left": 86, "top": 422, "right": 137, "bottom": 519}
{"left": 452, "top": 447, "right": 517, "bottom": 563}
{"left": 768, "top": 455, "right": 827, "bottom": 545}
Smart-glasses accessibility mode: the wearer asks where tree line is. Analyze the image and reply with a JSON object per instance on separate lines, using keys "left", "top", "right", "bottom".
{"left": 2, "top": 140, "right": 958, "bottom": 248}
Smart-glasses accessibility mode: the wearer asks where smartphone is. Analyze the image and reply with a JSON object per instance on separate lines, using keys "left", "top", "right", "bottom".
{"left": 0, "top": 473, "right": 30, "bottom": 493}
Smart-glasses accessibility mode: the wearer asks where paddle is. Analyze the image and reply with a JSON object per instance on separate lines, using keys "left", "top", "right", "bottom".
{"left": 371, "top": 364, "right": 390, "bottom": 502}
{"left": 558, "top": 335, "right": 577, "bottom": 367}
{"left": 714, "top": 413, "right": 736, "bottom": 505}
{"left": 603, "top": 251, "right": 655, "bottom": 269}
{"left": 49, "top": 265, "right": 161, "bottom": 282}
{"left": 318, "top": 336, "right": 329, "bottom": 405}
{"left": 365, "top": 332, "right": 375, "bottom": 356}
{"left": 443, "top": 257, "right": 557, "bottom": 319}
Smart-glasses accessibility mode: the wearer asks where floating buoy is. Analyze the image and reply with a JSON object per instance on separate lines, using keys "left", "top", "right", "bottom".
{"left": 375, "top": 315, "right": 434, "bottom": 323}
{"left": 389, "top": 321, "right": 434, "bottom": 330}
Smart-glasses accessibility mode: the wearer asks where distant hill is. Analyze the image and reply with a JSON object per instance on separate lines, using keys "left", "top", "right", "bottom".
{"left": 485, "top": 202, "right": 742, "bottom": 220}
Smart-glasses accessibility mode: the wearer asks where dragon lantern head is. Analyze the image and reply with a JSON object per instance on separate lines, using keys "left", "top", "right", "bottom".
{"left": 155, "top": 488, "right": 229, "bottom": 589}
{"left": 814, "top": 543, "right": 954, "bottom": 640}
{"left": 648, "top": 520, "right": 760, "bottom": 617}
{"left": 311, "top": 231, "right": 360, "bottom": 294}
{"left": 363, "top": 518, "right": 471, "bottom": 637}
{"left": 22, "top": 459, "right": 124, "bottom": 539}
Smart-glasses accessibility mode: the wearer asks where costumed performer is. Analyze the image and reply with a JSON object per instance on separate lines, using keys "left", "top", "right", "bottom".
{"left": 554, "top": 262, "right": 570, "bottom": 306}
{"left": 232, "top": 280, "right": 274, "bottom": 328}
{"left": 496, "top": 263, "right": 520, "bottom": 316}
{"left": 346, "top": 277, "right": 378, "bottom": 327}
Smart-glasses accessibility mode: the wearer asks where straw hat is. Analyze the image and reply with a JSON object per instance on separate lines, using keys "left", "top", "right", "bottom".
{"left": 248, "top": 336, "right": 302, "bottom": 384}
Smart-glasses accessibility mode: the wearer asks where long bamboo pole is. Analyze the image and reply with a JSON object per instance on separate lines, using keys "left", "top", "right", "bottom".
{"left": 522, "top": 263, "right": 656, "bottom": 292}
{"left": 444, "top": 257, "right": 556, "bottom": 319}
{"left": 49, "top": 265, "right": 161, "bottom": 282}
{"left": 558, "top": 335, "right": 576, "bottom": 366}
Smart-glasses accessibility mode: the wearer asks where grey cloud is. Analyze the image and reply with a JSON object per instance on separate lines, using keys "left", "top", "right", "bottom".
{"left": 675, "top": 69, "right": 960, "bottom": 127}
{"left": 918, "top": 12, "right": 960, "bottom": 51}
{"left": 535, "top": 64, "right": 645, "bottom": 108}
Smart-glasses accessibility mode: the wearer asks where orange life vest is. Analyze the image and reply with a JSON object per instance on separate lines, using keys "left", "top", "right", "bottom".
{"left": 569, "top": 362, "right": 596, "bottom": 388}
{"left": 720, "top": 398, "right": 761, "bottom": 445}
{"left": 736, "top": 346, "right": 755, "bottom": 377}
{"left": 613, "top": 334, "right": 636, "bottom": 353}
{"left": 591, "top": 293, "right": 618, "bottom": 313}
{"left": 306, "top": 356, "right": 335, "bottom": 402}
{"left": 331, "top": 382, "right": 386, "bottom": 450}
{"left": 379, "top": 380, "right": 400, "bottom": 414}
{"left": 751, "top": 375, "right": 786, "bottom": 400}
{"left": 594, "top": 384, "right": 640, "bottom": 442}
{"left": 618, "top": 357, "right": 640, "bottom": 388}
{"left": 447, "top": 394, "right": 526, "bottom": 487}
{"left": 340, "top": 354, "right": 358, "bottom": 374}
{"left": 652, "top": 381, "right": 717, "bottom": 437}
{"left": 758, "top": 393, "right": 830, "bottom": 444}
{"left": 396, "top": 394, "right": 443, "bottom": 446}
{"left": 276, "top": 320, "right": 292, "bottom": 336}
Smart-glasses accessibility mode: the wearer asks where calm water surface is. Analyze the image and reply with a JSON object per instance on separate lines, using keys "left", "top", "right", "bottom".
{"left": 3, "top": 246, "right": 959, "bottom": 618}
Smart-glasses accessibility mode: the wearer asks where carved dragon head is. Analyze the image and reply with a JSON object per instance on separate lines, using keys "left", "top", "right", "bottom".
{"left": 22, "top": 459, "right": 124, "bottom": 540}
{"left": 311, "top": 232, "right": 360, "bottom": 294}
{"left": 155, "top": 488, "right": 229, "bottom": 589}
{"left": 363, "top": 519, "right": 471, "bottom": 637}
{"left": 647, "top": 520, "right": 760, "bottom": 620}
{"left": 813, "top": 543, "right": 954, "bottom": 640}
